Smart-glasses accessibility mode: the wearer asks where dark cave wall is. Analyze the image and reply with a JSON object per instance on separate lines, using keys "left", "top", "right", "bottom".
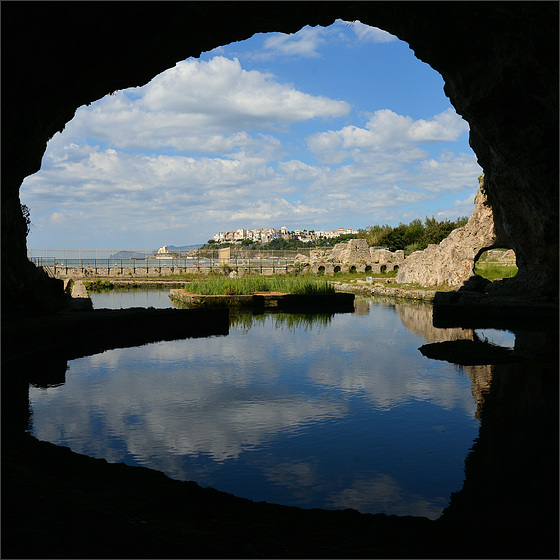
{"left": 2, "top": 2, "right": 558, "bottom": 308}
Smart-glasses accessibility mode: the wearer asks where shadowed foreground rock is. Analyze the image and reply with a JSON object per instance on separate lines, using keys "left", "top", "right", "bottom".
{"left": 2, "top": 306, "right": 558, "bottom": 559}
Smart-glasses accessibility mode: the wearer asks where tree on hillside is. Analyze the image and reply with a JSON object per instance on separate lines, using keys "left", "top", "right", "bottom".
{"left": 356, "top": 224, "right": 393, "bottom": 246}
{"left": 403, "top": 218, "right": 423, "bottom": 247}
{"left": 377, "top": 224, "right": 407, "bottom": 251}
{"left": 358, "top": 215, "right": 469, "bottom": 254}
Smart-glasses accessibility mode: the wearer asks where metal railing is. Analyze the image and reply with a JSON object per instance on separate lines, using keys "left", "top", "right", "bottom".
{"left": 30, "top": 252, "right": 311, "bottom": 275}
{"left": 27, "top": 247, "right": 331, "bottom": 260}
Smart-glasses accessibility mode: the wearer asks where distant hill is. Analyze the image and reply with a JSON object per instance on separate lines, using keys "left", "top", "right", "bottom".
{"left": 166, "top": 244, "right": 203, "bottom": 252}
{"left": 110, "top": 250, "right": 153, "bottom": 259}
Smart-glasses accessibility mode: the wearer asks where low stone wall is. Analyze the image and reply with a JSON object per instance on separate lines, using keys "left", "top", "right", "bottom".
{"left": 307, "top": 262, "right": 400, "bottom": 275}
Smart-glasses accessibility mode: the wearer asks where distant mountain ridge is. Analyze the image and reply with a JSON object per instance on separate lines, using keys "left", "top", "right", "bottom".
{"left": 110, "top": 245, "right": 203, "bottom": 259}
{"left": 166, "top": 244, "right": 203, "bottom": 252}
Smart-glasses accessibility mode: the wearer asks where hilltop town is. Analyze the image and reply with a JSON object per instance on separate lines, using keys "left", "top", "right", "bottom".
{"left": 212, "top": 226, "right": 359, "bottom": 244}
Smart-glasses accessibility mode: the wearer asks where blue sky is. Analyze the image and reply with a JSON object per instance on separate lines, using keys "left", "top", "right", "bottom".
{"left": 21, "top": 20, "right": 482, "bottom": 250}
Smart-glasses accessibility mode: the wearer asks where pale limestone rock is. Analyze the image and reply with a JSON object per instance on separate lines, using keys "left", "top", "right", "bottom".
{"left": 370, "top": 248, "right": 405, "bottom": 265}
{"left": 331, "top": 238, "right": 371, "bottom": 263}
{"left": 396, "top": 185, "right": 499, "bottom": 287}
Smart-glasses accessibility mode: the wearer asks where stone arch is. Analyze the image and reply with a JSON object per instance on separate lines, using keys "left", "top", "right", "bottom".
{"left": 365, "top": 265, "right": 372, "bottom": 273}
{"left": 474, "top": 247, "right": 518, "bottom": 281}
{"left": 317, "top": 265, "right": 326, "bottom": 275}
{"left": 349, "top": 266, "right": 357, "bottom": 274}
{"left": 2, "top": 3, "right": 558, "bottom": 309}
{"left": 334, "top": 265, "right": 341, "bottom": 274}
{"left": 380, "top": 265, "right": 387, "bottom": 273}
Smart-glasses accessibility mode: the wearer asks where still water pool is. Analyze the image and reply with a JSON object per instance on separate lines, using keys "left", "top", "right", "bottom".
{"left": 28, "top": 292, "right": 506, "bottom": 519}
{"left": 89, "top": 288, "right": 176, "bottom": 309}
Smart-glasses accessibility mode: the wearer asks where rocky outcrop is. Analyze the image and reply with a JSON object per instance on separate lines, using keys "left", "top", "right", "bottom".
{"left": 396, "top": 184, "right": 500, "bottom": 288}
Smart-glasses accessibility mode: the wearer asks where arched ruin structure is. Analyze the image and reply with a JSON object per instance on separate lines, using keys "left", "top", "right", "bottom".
{"left": 2, "top": 2, "right": 558, "bottom": 311}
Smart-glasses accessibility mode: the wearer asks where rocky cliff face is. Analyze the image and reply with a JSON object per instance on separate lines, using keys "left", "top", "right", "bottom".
{"left": 2, "top": 3, "right": 558, "bottom": 309}
{"left": 396, "top": 183, "right": 499, "bottom": 288}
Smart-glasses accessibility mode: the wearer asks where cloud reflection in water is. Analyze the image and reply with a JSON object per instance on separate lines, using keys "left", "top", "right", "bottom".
{"left": 29, "top": 298, "right": 482, "bottom": 519}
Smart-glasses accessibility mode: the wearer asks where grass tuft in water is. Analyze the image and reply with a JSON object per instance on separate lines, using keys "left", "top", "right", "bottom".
{"left": 185, "top": 274, "right": 335, "bottom": 295}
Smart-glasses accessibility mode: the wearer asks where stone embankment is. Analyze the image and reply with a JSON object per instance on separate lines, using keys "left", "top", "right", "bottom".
{"left": 42, "top": 263, "right": 300, "bottom": 279}
{"left": 333, "top": 280, "right": 439, "bottom": 302}
{"left": 170, "top": 289, "right": 355, "bottom": 312}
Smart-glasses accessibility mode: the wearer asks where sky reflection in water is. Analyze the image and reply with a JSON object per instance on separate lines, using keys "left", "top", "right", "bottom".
{"left": 29, "top": 295, "right": 499, "bottom": 519}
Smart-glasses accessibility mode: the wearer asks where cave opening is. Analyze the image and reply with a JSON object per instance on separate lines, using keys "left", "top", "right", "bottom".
{"left": 2, "top": 4, "right": 558, "bottom": 558}
{"left": 20, "top": 20, "right": 481, "bottom": 259}
{"left": 3, "top": 2, "right": 557, "bottom": 310}
{"left": 474, "top": 247, "right": 518, "bottom": 282}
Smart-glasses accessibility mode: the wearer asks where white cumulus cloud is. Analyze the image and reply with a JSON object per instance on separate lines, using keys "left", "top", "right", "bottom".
{"left": 55, "top": 57, "right": 349, "bottom": 156}
{"left": 262, "top": 25, "right": 327, "bottom": 58}
{"left": 21, "top": 24, "right": 482, "bottom": 249}
{"left": 307, "top": 108, "right": 469, "bottom": 164}
{"left": 349, "top": 21, "right": 397, "bottom": 43}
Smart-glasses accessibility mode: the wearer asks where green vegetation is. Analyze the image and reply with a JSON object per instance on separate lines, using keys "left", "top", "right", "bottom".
{"left": 474, "top": 246, "right": 518, "bottom": 280}
{"left": 185, "top": 274, "right": 335, "bottom": 296}
{"left": 83, "top": 279, "right": 114, "bottom": 292}
{"left": 356, "top": 216, "right": 469, "bottom": 254}
{"left": 474, "top": 262, "right": 518, "bottom": 281}
{"left": 21, "top": 204, "right": 32, "bottom": 236}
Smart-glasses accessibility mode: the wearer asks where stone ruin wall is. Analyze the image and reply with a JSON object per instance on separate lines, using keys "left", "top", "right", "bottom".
{"left": 297, "top": 238, "right": 405, "bottom": 275}
{"left": 297, "top": 183, "right": 501, "bottom": 288}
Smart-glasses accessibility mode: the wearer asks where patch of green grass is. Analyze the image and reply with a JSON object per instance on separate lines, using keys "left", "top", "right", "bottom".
{"left": 185, "top": 274, "right": 335, "bottom": 295}
{"left": 83, "top": 279, "right": 114, "bottom": 292}
{"left": 474, "top": 262, "right": 518, "bottom": 280}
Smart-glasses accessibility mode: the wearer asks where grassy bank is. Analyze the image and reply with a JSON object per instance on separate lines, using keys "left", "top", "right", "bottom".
{"left": 474, "top": 262, "right": 518, "bottom": 280}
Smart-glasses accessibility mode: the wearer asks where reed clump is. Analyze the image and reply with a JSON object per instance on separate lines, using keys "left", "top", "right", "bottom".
{"left": 185, "top": 275, "right": 335, "bottom": 296}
